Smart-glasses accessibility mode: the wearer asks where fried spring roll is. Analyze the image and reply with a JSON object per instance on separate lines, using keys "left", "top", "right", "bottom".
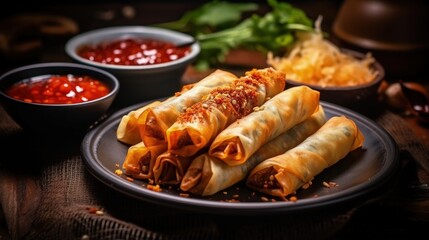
{"left": 122, "top": 142, "right": 167, "bottom": 180}
{"left": 246, "top": 115, "right": 365, "bottom": 197}
{"left": 209, "top": 86, "right": 320, "bottom": 166}
{"left": 116, "top": 101, "right": 162, "bottom": 145}
{"left": 152, "top": 151, "right": 193, "bottom": 185}
{"left": 116, "top": 81, "right": 196, "bottom": 145}
{"left": 166, "top": 68, "right": 286, "bottom": 157}
{"left": 138, "top": 69, "right": 238, "bottom": 147}
{"left": 180, "top": 105, "right": 327, "bottom": 196}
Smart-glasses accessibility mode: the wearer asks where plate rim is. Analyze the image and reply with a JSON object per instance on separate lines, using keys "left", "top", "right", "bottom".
{"left": 81, "top": 100, "right": 400, "bottom": 215}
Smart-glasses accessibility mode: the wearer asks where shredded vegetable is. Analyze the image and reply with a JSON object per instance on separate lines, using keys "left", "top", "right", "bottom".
{"left": 267, "top": 17, "right": 378, "bottom": 87}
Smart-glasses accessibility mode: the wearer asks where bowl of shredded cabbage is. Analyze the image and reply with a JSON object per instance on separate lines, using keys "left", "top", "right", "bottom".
{"left": 267, "top": 19, "right": 384, "bottom": 111}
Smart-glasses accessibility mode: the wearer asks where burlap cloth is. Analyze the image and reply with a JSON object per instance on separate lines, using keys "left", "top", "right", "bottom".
{"left": 1, "top": 104, "right": 428, "bottom": 240}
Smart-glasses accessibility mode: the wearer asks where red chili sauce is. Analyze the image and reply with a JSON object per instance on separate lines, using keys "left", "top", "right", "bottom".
{"left": 6, "top": 74, "right": 110, "bottom": 104}
{"left": 77, "top": 38, "right": 191, "bottom": 66}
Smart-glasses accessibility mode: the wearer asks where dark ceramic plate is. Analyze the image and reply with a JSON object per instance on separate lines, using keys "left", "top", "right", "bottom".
{"left": 81, "top": 100, "right": 399, "bottom": 215}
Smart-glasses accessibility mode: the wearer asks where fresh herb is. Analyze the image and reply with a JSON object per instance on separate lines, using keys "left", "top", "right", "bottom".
{"left": 153, "top": 0, "right": 314, "bottom": 71}
{"left": 152, "top": 1, "right": 259, "bottom": 35}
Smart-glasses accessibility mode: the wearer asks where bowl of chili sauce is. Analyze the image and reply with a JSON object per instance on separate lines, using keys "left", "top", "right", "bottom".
{"left": 0, "top": 62, "right": 119, "bottom": 137}
{"left": 65, "top": 26, "right": 200, "bottom": 107}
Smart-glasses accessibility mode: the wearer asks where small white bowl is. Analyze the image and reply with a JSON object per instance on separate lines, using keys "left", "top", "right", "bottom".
{"left": 65, "top": 26, "right": 200, "bottom": 107}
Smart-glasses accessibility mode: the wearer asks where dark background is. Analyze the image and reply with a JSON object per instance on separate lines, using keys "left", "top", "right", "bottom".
{"left": 0, "top": 0, "right": 343, "bottom": 73}
{"left": 1, "top": 0, "right": 344, "bottom": 20}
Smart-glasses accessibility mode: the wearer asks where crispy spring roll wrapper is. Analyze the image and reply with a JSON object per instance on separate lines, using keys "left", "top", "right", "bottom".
{"left": 180, "top": 106, "right": 327, "bottom": 196}
{"left": 246, "top": 115, "right": 365, "bottom": 197}
{"left": 152, "top": 151, "right": 193, "bottom": 185}
{"left": 138, "top": 69, "right": 238, "bottom": 147}
{"left": 122, "top": 142, "right": 167, "bottom": 180}
{"left": 116, "top": 101, "right": 162, "bottom": 145}
{"left": 116, "top": 82, "right": 195, "bottom": 145}
{"left": 209, "top": 86, "right": 320, "bottom": 166}
{"left": 166, "top": 68, "right": 286, "bottom": 157}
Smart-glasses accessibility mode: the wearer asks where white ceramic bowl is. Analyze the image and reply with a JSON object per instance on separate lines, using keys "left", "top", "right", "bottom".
{"left": 65, "top": 26, "right": 200, "bottom": 107}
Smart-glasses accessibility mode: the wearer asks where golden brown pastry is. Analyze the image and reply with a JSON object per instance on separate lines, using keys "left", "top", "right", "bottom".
{"left": 246, "top": 115, "right": 364, "bottom": 197}
{"left": 116, "top": 101, "right": 162, "bottom": 145}
{"left": 116, "top": 81, "right": 196, "bottom": 145}
{"left": 122, "top": 142, "right": 167, "bottom": 180}
{"left": 209, "top": 85, "right": 320, "bottom": 166}
{"left": 166, "top": 67, "right": 286, "bottom": 157}
{"left": 152, "top": 151, "right": 193, "bottom": 185}
{"left": 180, "top": 105, "right": 327, "bottom": 196}
{"left": 138, "top": 69, "right": 238, "bottom": 147}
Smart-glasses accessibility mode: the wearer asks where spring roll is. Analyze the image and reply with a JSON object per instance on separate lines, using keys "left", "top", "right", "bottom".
{"left": 152, "top": 151, "right": 193, "bottom": 185}
{"left": 116, "top": 81, "right": 195, "bottom": 145}
{"left": 209, "top": 86, "right": 320, "bottom": 166}
{"left": 122, "top": 142, "right": 167, "bottom": 180}
{"left": 116, "top": 101, "right": 162, "bottom": 145}
{"left": 246, "top": 115, "right": 365, "bottom": 197}
{"left": 180, "top": 105, "right": 327, "bottom": 196}
{"left": 138, "top": 69, "right": 238, "bottom": 147}
{"left": 166, "top": 67, "right": 286, "bottom": 157}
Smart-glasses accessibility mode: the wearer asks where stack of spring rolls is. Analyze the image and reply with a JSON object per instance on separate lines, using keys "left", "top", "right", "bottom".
{"left": 116, "top": 67, "right": 365, "bottom": 199}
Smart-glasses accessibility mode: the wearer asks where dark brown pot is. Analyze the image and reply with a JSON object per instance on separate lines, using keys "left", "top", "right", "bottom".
{"left": 332, "top": 0, "right": 429, "bottom": 80}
